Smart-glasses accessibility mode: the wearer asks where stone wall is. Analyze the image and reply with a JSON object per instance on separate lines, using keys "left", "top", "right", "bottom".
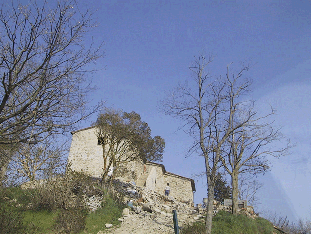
{"left": 145, "top": 163, "right": 166, "bottom": 195}
{"left": 142, "top": 162, "right": 194, "bottom": 202}
{"left": 68, "top": 127, "right": 104, "bottom": 177}
{"left": 68, "top": 127, "right": 144, "bottom": 180}
{"left": 116, "top": 160, "right": 144, "bottom": 182}
{"left": 164, "top": 173, "right": 194, "bottom": 203}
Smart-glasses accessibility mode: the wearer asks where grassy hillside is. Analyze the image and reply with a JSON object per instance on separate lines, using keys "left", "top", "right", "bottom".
{"left": 181, "top": 210, "right": 282, "bottom": 234}
{"left": 0, "top": 173, "right": 125, "bottom": 234}
{"left": 0, "top": 175, "right": 284, "bottom": 234}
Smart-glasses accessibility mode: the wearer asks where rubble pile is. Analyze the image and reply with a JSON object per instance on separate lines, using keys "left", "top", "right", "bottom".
{"left": 112, "top": 179, "right": 197, "bottom": 216}
{"left": 95, "top": 179, "right": 257, "bottom": 234}
{"left": 100, "top": 179, "right": 199, "bottom": 233}
{"left": 212, "top": 200, "right": 256, "bottom": 219}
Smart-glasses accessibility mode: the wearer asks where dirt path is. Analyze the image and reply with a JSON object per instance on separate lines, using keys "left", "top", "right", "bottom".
{"left": 106, "top": 212, "right": 175, "bottom": 234}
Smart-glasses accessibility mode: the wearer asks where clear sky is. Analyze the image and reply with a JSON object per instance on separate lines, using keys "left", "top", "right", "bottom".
{"left": 62, "top": 0, "right": 311, "bottom": 222}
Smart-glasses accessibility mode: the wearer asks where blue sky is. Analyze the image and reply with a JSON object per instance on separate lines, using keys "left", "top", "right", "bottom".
{"left": 64, "top": 0, "right": 311, "bottom": 222}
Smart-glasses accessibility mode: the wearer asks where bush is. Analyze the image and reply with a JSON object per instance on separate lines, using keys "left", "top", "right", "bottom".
{"left": 29, "top": 170, "right": 95, "bottom": 211}
{"left": 0, "top": 188, "right": 25, "bottom": 234}
{"left": 0, "top": 203, "right": 24, "bottom": 234}
{"left": 31, "top": 187, "right": 57, "bottom": 211}
{"left": 0, "top": 173, "right": 127, "bottom": 233}
{"left": 53, "top": 207, "right": 88, "bottom": 234}
{"left": 181, "top": 220, "right": 205, "bottom": 234}
{"left": 1, "top": 186, "right": 34, "bottom": 208}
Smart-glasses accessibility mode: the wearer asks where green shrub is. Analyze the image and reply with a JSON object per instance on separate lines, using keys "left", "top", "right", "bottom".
{"left": 0, "top": 188, "right": 25, "bottom": 234}
{"left": 1, "top": 186, "right": 34, "bottom": 208}
{"left": 53, "top": 207, "right": 88, "bottom": 234}
{"left": 31, "top": 187, "right": 57, "bottom": 211}
{"left": 101, "top": 196, "right": 125, "bottom": 222}
{"left": 29, "top": 171, "right": 95, "bottom": 211}
{"left": 181, "top": 220, "right": 206, "bottom": 234}
{"left": 0, "top": 203, "right": 24, "bottom": 234}
{"left": 0, "top": 174, "right": 127, "bottom": 233}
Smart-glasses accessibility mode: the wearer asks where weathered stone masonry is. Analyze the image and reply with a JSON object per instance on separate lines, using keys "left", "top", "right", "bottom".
{"left": 68, "top": 126, "right": 195, "bottom": 202}
{"left": 143, "top": 162, "right": 195, "bottom": 203}
{"left": 68, "top": 127, "right": 104, "bottom": 178}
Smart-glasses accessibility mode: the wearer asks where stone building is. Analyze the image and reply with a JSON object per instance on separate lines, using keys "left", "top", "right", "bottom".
{"left": 68, "top": 126, "right": 196, "bottom": 202}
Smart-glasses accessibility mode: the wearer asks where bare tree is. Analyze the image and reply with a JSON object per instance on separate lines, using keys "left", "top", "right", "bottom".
{"left": 0, "top": 0, "right": 103, "bottom": 148}
{"left": 268, "top": 213, "right": 311, "bottom": 234}
{"left": 218, "top": 66, "right": 290, "bottom": 214}
{"left": 6, "top": 137, "right": 67, "bottom": 185}
{"left": 95, "top": 108, "right": 165, "bottom": 182}
{"left": 238, "top": 174, "right": 262, "bottom": 207}
{"left": 162, "top": 56, "right": 252, "bottom": 233}
{"left": 0, "top": 145, "right": 17, "bottom": 185}
{"left": 162, "top": 55, "right": 283, "bottom": 233}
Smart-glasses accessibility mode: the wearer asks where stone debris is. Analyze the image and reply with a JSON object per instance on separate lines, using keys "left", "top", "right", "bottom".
{"left": 85, "top": 195, "right": 103, "bottom": 212}
{"left": 133, "top": 205, "right": 142, "bottom": 214}
{"left": 104, "top": 179, "right": 204, "bottom": 234}
{"left": 91, "top": 179, "right": 257, "bottom": 234}
{"left": 122, "top": 208, "right": 130, "bottom": 216}
{"left": 142, "top": 203, "right": 153, "bottom": 213}
{"left": 106, "top": 211, "right": 174, "bottom": 234}
{"left": 194, "top": 214, "right": 203, "bottom": 220}
{"left": 105, "top": 224, "right": 113, "bottom": 228}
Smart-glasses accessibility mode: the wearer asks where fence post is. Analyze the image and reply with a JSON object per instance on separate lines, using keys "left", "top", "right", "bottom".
{"left": 173, "top": 210, "right": 179, "bottom": 234}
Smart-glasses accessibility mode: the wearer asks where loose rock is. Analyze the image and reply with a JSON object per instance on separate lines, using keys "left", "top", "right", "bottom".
{"left": 122, "top": 208, "right": 130, "bottom": 216}
{"left": 105, "top": 223, "right": 113, "bottom": 228}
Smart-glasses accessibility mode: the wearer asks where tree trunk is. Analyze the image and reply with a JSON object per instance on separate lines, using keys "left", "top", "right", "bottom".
{"left": 0, "top": 165, "right": 7, "bottom": 187}
{"left": 102, "top": 144, "right": 107, "bottom": 171}
{"left": 104, "top": 156, "right": 107, "bottom": 171}
{"left": 205, "top": 182, "right": 214, "bottom": 234}
{"left": 205, "top": 156, "right": 214, "bottom": 234}
{"left": 0, "top": 155, "right": 10, "bottom": 186}
{"left": 231, "top": 172, "right": 239, "bottom": 215}
{"left": 102, "top": 158, "right": 113, "bottom": 182}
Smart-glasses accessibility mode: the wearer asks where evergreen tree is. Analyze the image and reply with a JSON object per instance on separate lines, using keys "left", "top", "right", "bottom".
{"left": 214, "top": 173, "right": 232, "bottom": 203}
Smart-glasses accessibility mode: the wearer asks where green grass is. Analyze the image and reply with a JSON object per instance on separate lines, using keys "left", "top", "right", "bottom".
{"left": 19, "top": 197, "right": 125, "bottom": 234}
{"left": 181, "top": 210, "right": 281, "bottom": 234}
{"left": 2, "top": 186, "right": 282, "bottom": 234}
{"left": 3, "top": 185, "right": 281, "bottom": 234}
{"left": 1, "top": 185, "right": 126, "bottom": 234}
{"left": 23, "top": 210, "right": 59, "bottom": 233}
{"left": 84, "top": 197, "right": 126, "bottom": 234}
{"left": 1, "top": 186, "right": 34, "bottom": 207}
